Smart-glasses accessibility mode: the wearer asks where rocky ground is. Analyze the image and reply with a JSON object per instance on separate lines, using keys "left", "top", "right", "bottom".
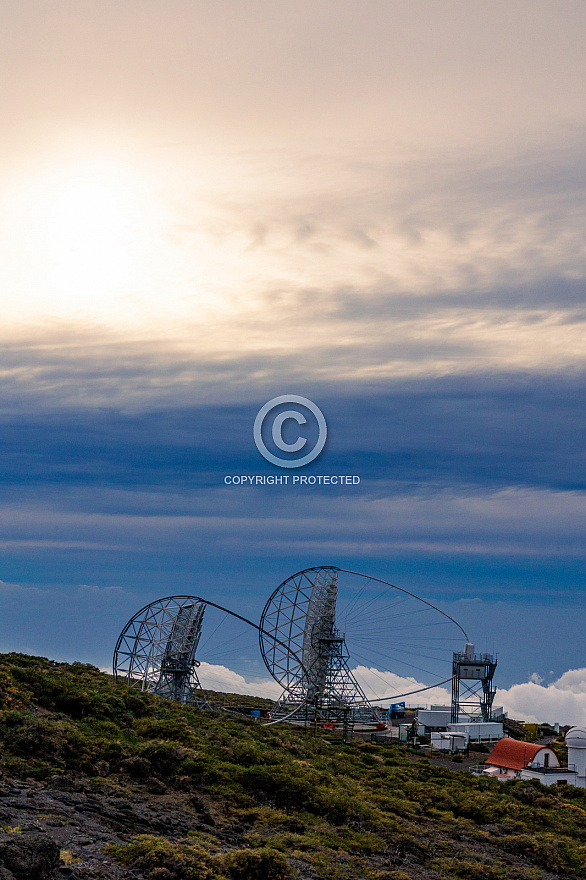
{"left": 0, "top": 771, "right": 231, "bottom": 880}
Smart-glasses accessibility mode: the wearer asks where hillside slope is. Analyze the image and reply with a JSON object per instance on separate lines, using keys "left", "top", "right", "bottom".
{"left": 0, "top": 653, "right": 585, "bottom": 880}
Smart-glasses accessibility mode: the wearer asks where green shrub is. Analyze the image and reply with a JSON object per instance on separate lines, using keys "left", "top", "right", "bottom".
{"left": 431, "top": 857, "right": 541, "bottom": 879}
{"left": 223, "top": 848, "right": 296, "bottom": 880}
{"left": 240, "top": 766, "right": 359, "bottom": 822}
{"left": 107, "top": 835, "right": 223, "bottom": 879}
{"left": 141, "top": 741, "right": 192, "bottom": 775}
{"left": 134, "top": 718, "right": 196, "bottom": 745}
{"left": 107, "top": 837, "right": 296, "bottom": 880}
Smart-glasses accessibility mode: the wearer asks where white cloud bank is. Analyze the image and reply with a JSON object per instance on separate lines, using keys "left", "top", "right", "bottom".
{"left": 197, "top": 662, "right": 282, "bottom": 700}
{"left": 496, "top": 669, "right": 586, "bottom": 726}
{"left": 197, "top": 662, "right": 586, "bottom": 727}
{"left": 350, "top": 666, "right": 453, "bottom": 708}
{"left": 197, "top": 662, "right": 453, "bottom": 706}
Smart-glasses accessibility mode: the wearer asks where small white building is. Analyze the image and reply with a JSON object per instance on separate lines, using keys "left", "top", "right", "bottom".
{"left": 519, "top": 764, "right": 578, "bottom": 787}
{"left": 431, "top": 731, "right": 469, "bottom": 752}
{"left": 448, "top": 721, "right": 503, "bottom": 742}
{"left": 476, "top": 732, "right": 586, "bottom": 788}
{"left": 418, "top": 710, "right": 505, "bottom": 738}
{"left": 418, "top": 709, "right": 451, "bottom": 732}
{"left": 483, "top": 738, "right": 560, "bottom": 780}
{"left": 518, "top": 729, "right": 586, "bottom": 787}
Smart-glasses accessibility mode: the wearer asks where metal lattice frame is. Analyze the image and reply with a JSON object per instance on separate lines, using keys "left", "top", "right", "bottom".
{"left": 260, "top": 565, "right": 471, "bottom": 725}
{"left": 115, "top": 595, "right": 310, "bottom": 713}
{"left": 260, "top": 567, "right": 375, "bottom": 723}
{"left": 113, "top": 596, "right": 209, "bottom": 708}
{"left": 451, "top": 651, "right": 497, "bottom": 723}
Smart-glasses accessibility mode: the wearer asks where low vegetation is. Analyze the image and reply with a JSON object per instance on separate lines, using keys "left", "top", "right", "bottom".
{"left": 1, "top": 652, "right": 586, "bottom": 879}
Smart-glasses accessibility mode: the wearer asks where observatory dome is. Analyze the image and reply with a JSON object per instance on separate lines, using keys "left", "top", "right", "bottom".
{"left": 566, "top": 727, "right": 586, "bottom": 748}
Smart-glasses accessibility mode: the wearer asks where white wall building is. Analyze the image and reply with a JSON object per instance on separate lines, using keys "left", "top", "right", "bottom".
{"left": 431, "top": 731, "right": 469, "bottom": 752}
{"left": 482, "top": 738, "right": 560, "bottom": 780}
{"left": 418, "top": 710, "right": 504, "bottom": 737}
{"left": 448, "top": 721, "right": 503, "bottom": 742}
{"left": 477, "top": 729, "right": 586, "bottom": 788}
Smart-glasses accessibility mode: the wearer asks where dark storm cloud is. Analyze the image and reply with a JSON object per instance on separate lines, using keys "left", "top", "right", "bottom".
{"left": 0, "top": 370, "right": 585, "bottom": 493}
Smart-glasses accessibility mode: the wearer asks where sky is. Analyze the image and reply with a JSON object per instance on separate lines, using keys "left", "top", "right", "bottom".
{"left": 0, "top": 0, "right": 585, "bottom": 725}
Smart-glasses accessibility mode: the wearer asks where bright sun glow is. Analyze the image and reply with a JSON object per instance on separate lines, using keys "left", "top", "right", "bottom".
{"left": 1, "top": 153, "right": 253, "bottom": 330}
{"left": 47, "top": 171, "right": 137, "bottom": 294}
{"left": 1, "top": 155, "right": 174, "bottom": 325}
{"left": 37, "top": 160, "right": 154, "bottom": 302}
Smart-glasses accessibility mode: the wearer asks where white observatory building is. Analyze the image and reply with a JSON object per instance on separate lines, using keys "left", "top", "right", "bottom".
{"left": 518, "top": 726, "right": 586, "bottom": 788}
{"left": 477, "top": 727, "right": 586, "bottom": 788}
{"left": 565, "top": 727, "right": 586, "bottom": 788}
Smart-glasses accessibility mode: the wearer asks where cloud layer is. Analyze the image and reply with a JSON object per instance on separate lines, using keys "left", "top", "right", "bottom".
{"left": 497, "top": 670, "right": 586, "bottom": 726}
{"left": 195, "top": 660, "right": 586, "bottom": 728}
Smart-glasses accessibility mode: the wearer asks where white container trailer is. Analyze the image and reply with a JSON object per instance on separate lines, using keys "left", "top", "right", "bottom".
{"left": 418, "top": 709, "right": 451, "bottom": 730}
{"left": 431, "top": 731, "right": 469, "bottom": 752}
{"left": 448, "top": 721, "right": 503, "bottom": 742}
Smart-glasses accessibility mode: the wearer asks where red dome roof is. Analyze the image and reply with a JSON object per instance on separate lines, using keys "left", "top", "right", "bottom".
{"left": 487, "top": 739, "right": 557, "bottom": 771}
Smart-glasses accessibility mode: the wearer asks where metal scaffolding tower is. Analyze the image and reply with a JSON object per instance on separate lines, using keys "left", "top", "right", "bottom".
{"left": 451, "top": 643, "right": 497, "bottom": 723}
{"left": 261, "top": 567, "right": 375, "bottom": 724}
{"left": 155, "top": 601, "right": 206, "bottom": 704}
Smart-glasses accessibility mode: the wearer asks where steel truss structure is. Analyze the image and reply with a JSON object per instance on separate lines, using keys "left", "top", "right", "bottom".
{"left": 113, "top": 596, "right": 209, "bottom": 708}
{"left": 451, "top": 646, "right": 497, "bottom": 723}
{"left": 260, "top": 567, "right": 378, "bottom": 724}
